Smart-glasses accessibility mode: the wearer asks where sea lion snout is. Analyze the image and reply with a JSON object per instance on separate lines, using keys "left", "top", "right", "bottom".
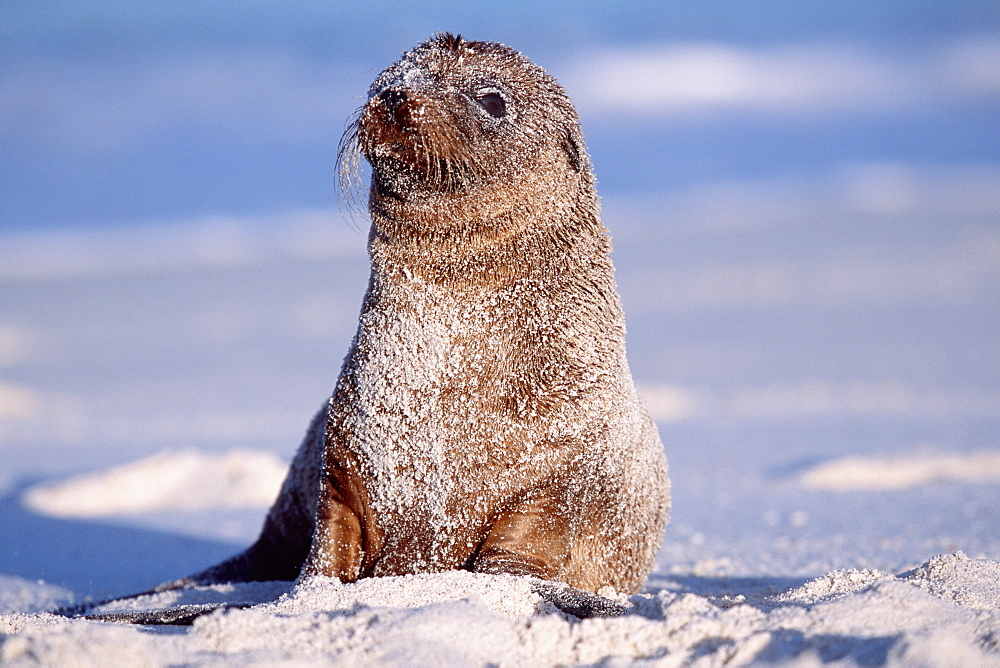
{"left": 375, "top": 87, "right": 409, "bottom": 116}
{"left": 368, "top": 87, "right": 439, "bottom": 132}
{"left": 358, "top": 89, "right": 465, "bottom": 171}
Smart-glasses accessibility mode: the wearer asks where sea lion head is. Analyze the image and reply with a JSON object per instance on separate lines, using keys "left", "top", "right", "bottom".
{"left": 341, "top": 32, "right": 593, "bottom": 236}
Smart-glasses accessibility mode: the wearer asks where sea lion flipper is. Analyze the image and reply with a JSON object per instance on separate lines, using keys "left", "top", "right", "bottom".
{"left": 471, "top": 496, "right": 629, "bottom": 618}
{"left": 82, "top": 602, "right": 256, "bottom": 626}
{"left": 473, "top": 493, "right": 570, "bottom": 582}
{"left": 530, "top": 580, "right": 629, "bottom": 618}
{"left": 299, "top": 476, "right": 365, "bottom": 581}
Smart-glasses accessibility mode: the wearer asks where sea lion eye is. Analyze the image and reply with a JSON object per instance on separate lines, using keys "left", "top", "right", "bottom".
{"left": 475, "top": 91, "right": 507, "bottom": 118}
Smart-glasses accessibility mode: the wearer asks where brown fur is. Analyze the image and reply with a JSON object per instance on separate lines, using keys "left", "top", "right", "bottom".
{"left": 169, "top": 32, "right": 669, "bottom": 599}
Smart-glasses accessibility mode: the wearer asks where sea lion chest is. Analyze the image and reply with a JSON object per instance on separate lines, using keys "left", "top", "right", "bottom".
{"left": 331, "top": 270, "right": 551, "bottom": 572}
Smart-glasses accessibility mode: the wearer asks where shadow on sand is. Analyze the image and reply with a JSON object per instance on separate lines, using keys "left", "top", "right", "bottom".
{"left": 647, "top": 572, "right": 810, "bottom": 604}
{"left": 0, "top": 486, "right": 244, "bottom": 603}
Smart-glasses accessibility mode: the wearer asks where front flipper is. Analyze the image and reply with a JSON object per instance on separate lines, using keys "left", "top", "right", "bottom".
{"left": 474, "top": 493, "right": 570, "bottom": 581}
{"left": 298, "top": 475, "right": 366, "bottom": 581}
{"left": 473, "top": 493, "right": 628, "bottom": 618}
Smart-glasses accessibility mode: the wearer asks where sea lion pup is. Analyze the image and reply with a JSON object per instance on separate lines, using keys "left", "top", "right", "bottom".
{"left": 72, "top": 32, "right": 670, "bottom": 622}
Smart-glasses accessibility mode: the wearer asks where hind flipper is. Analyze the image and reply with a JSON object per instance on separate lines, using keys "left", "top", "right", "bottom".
{"left": 81, "top": 602, "right": 256, "bottom": 626}
{"left": 531, "top": 580, "right": 628, "bottom": 618}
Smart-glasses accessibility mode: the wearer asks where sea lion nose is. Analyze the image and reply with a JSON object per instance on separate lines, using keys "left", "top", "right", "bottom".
{"left": 377, "top": 88, "right": 408, "bottom": 114}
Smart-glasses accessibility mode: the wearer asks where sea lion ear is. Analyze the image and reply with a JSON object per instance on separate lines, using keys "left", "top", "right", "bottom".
{"left": 562, "top": 130, "right": 583, "bottom": 172}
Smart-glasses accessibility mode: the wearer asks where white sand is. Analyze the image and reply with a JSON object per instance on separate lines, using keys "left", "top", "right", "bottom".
{"left": 1, "top": 553, "right": 997, "bottom": 665}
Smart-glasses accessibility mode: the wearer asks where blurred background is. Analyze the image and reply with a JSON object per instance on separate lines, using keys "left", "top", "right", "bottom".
{"left": 1, "top": 1, "right": 998, "bottom": 593}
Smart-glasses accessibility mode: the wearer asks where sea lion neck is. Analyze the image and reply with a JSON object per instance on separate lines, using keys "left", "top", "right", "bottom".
{"left": 365, "top": 205, "right": 564, "bottom": 289}
{"left": 365, "top": 161, "right": 605, "bottom": 289}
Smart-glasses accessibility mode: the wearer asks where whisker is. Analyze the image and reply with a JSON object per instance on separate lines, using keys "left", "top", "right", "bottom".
{"left": 336, "top": 106, "right": 367, "bottom": 229}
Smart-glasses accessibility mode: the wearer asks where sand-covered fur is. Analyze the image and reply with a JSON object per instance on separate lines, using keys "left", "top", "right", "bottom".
{"left": 151, "top": 33, "right": 669, "bottom": 606}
